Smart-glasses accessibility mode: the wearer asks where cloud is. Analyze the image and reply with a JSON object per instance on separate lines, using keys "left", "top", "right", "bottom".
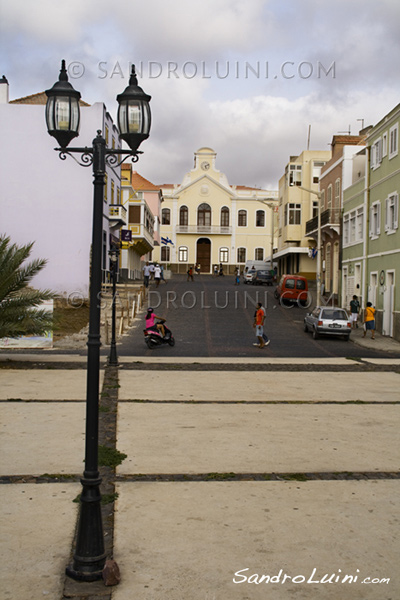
{"left": 1, "top": 0, "right": 399, "bottom": 193}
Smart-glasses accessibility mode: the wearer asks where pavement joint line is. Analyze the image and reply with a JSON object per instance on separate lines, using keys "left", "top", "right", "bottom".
{"left": 120, "top": 399, "right": 400, "bottom": 404}
{"left": 0, "top": 399, "right": 86, "bottom": 403}
{"left": 2, "top": 472, "right": 400, "bottom": 484}
{"left": 1, "top": 361, "right": 400, "bottom": 373}
{"left": 114, "top": 472, "right": 400, "bottom": 482}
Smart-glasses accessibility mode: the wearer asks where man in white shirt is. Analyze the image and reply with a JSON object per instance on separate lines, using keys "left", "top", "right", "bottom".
{"left": 154, "top": 264, "right": 162, "bottom": 287}
{"left": 143, "top": 261, "right": 151, "bottom": 288}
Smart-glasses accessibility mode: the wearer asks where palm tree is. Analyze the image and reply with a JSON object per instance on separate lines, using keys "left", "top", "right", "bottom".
{"left": 0, "top": 235, "right": 55, "bottom": 339}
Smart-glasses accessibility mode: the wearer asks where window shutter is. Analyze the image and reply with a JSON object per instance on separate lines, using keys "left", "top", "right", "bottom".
{"left": 369, "top": 206, "right": 373, "bottom": 238}
{"left": 394, "top": 194, "right": 399, "bottom": 230}
{"left": 385, "top": 197, "right": 389, "bottom": 232}
{"left": 377, "top": 202, "right": 381, "bottom": 235}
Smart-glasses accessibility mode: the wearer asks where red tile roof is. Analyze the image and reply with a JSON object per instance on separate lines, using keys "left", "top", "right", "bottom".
{"left": 130, "top": 171, "right": 160, "bottom": 191}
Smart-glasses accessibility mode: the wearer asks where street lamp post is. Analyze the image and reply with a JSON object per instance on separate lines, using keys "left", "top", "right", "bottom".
{"left": 108, "top": 245, "right": 120, "bottom": 366}
{"left": 45, "top": 60, "right": 151, "bottom": 581}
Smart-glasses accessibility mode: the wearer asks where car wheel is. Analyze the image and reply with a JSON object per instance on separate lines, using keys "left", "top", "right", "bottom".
{"left": 312, "top": 328, "right": 319, "bottom": 340}
{"left": 344, "top": 335, "right": 350, "bottom": 341}
{"left": 303, "top": 322, "right": 308, "bottom": 332}
{"left": 274, "top": 290, "right": 279, "bottom": 299}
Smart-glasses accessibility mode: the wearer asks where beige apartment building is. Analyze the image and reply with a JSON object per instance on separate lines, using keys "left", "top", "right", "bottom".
{"left": 306, "top": 135, "right": 367, "bottom": 301}
{"left": 154, "top": 147, "right": 278, "bottom": 273}
{"left": 276, "top": 150, "right": 331, "bottom": 278}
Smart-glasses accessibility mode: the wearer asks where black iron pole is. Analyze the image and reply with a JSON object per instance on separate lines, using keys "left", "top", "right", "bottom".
{"left": 66, "top": 132, "right": 106, "bottom": 581}
{"left": 109, "top": 251, "right": 119, "bottom": 366}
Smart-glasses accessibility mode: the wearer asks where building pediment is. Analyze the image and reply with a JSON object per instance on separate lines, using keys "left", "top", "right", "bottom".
{"left": 169, "top": 173, "right": 235, "bottom": 199}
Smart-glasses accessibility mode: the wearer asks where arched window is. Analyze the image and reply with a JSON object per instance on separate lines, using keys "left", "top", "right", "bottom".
{"left": 237, "top": 248, "right": 246, "bottom": 263}
{"left": 255, "top": 248, "right": 264, "bottom": 260}
{"left": 161, "top": 208, "right": 171, "bottom": 225}
{"left": 238, "top": 210, "right": 247, "bottom": 227}
{"left": 179, "top": 206, "right": 188, "bottom": 226}
{"left": 219, "top": 247, "right": 229, "bottom": 263}
{"left": 161, "top": 247, "right": 170, "bottom": 262}
{"left": 220, "top": 206, "right": 229, "bottom": 227}
{"left": 256, "top": 210, "right": 265, "bottom": 227}
{"left": 178, "top": 246, "right": 188, "bottom": 262}
{"left": 198, "top": 203, "right": 211, "bottom": 226}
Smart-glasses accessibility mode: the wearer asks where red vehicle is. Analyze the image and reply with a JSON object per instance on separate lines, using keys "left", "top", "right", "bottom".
{"left": 274, "top": 275, "right": 309, "bottom": 305}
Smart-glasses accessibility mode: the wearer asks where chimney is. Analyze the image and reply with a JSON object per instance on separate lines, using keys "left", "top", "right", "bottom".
{"left": 0, "top": 76, "right": 9, "bottom": 103}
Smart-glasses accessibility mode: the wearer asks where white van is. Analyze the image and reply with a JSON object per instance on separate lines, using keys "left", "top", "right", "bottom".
{"left": 243, "top": 260, "right": 271, "bottom": 274}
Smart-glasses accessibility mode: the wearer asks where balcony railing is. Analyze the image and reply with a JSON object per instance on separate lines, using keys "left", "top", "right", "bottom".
{"left": 129, "top": 223, "right": 154, "bottom": 247}
{"left": 175, "top": 225, "right": 232, "bottom": 235}
{"left": 306, "top": 208, "right": 341, "bottom": 235}
{"left": 109, "top": 204, "right": 127, "bottom": 227}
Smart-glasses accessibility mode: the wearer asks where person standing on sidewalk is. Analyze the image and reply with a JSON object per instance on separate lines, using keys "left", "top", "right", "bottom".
{"left": 363, "top": 302, "right": 376, "bottom": 339}
{"left": 349, "top": 295, "right": 360, "bottom": 329}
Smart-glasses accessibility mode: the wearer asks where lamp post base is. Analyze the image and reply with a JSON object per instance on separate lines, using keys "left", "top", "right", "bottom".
{"left": 108, "top": 341, "right": 119, "bottom": 366}
{"left": 66, "top": 558, "right": 106, "bottom": 582}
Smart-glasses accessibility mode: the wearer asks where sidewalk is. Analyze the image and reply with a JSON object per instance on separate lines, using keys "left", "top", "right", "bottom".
{"left": 350, "top": 323, "right": 400, "bottom": 353}
{"left": 0, "top": 356, "right": 399, "bottom": 599}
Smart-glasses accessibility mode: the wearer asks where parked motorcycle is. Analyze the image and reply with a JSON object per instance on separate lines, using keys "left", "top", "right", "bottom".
{"left": 143, "top": 319, "right": 175, "bottom": 349}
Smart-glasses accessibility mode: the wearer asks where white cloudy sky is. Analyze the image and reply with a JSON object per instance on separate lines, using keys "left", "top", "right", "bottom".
{"left": 1, "top": 0, "right": 399, "bottom": 189}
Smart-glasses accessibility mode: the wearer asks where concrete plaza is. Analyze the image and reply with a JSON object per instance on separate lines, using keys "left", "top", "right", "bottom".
{"left": 0, "top": 351, "right": 399, "bottom": 599}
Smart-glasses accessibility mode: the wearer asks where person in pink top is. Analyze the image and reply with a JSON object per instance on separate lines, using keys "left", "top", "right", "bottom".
{"left": 145, "top": 307, "right": 165, "bottom": 337}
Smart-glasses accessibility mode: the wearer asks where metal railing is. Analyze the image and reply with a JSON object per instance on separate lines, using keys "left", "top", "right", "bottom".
{"left": 306, "top": 208, "right": 341, "bottom": 235}
{"left": 175, "top": 225, "right": 232, "bottom": 234}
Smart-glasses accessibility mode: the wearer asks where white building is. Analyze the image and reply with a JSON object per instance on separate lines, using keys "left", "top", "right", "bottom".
{"left": 0, "top": 76, "right": 123, "bottom": 297}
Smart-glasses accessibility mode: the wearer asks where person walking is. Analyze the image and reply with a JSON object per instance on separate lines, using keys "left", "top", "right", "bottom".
{"left": 253, "top": 302, "right": 270, "bottom": 347}
{"left": 253, "top": 302, "right": 270, "bottom": 348}
{"left": 160, "top": 264, "right": 167, "bottom": 284}
{"left": 149, "top": 262, "right": 155, "bottom": 281}
{"left": 363, "top": 302, "right": 376, "bottom": 339}
{"left": 187, "top": 265, "right": 194, "bottom": 282}
{"left": 154, "top": 263, "right": 161, "bottom": 287}
{"left": 349, "top": 295, "right": 360, "bottom": 329}
{"left": 234, "top": 267, "right": 240, "bottom": 285}
{"left": 143, "top": 261, "right": 151, "bottom": 288}
{"left": 213, "top": 265, "right": 218, "bottom": 277}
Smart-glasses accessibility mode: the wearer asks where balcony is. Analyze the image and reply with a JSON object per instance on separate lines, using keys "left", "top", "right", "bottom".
{"left": 124, "top": 223, "right": 154, "bottom": 255}
{"left": 175, "top": 225, "right": 232, "bottom": 235}
{"left": 306, "top": 208, "right": 341, "bottom": 237}
{"left": 109, "top": 204, "right": 127, "bottom": 228}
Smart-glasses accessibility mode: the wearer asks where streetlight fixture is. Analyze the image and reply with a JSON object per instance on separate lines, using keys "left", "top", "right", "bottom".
{"left": 108, "top": 244, "right": 120, "bottom": 366}
{"left": 45, "top": 59, "right": 151, "bottom": 582}
{"left": 292, "top": 184, "right": 322, "bottom": 306}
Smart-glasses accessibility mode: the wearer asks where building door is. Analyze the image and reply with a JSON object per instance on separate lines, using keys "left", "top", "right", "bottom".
{"left": 196, "top": 238, "right": 211, "bottom": 273}
{"left": 383, "top": 271, "right": 395, "bottom": 337}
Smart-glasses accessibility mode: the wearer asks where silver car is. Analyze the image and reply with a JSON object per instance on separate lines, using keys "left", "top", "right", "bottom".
{"left": 304, "top": 307, "right": 352, "bottom": 341}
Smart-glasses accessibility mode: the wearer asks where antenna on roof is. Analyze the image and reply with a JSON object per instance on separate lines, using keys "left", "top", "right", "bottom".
{"left": 338, "top": 125, "right": 351, "bottom": 135}
{"left": 307, "top": 124, "right": 311, "bottom": 150}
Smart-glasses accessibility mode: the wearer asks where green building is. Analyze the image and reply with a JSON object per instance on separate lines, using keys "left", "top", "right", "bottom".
{"left": 342, "top": 103, "right": 400, "bottom": 341}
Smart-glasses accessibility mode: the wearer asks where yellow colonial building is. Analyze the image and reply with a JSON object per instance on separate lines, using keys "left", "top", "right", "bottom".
{"left": 154, "top": 147, "right": 278, "bottom": 274}
{"left": 276, "top": 150, "right": 332, "bottom": 278}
